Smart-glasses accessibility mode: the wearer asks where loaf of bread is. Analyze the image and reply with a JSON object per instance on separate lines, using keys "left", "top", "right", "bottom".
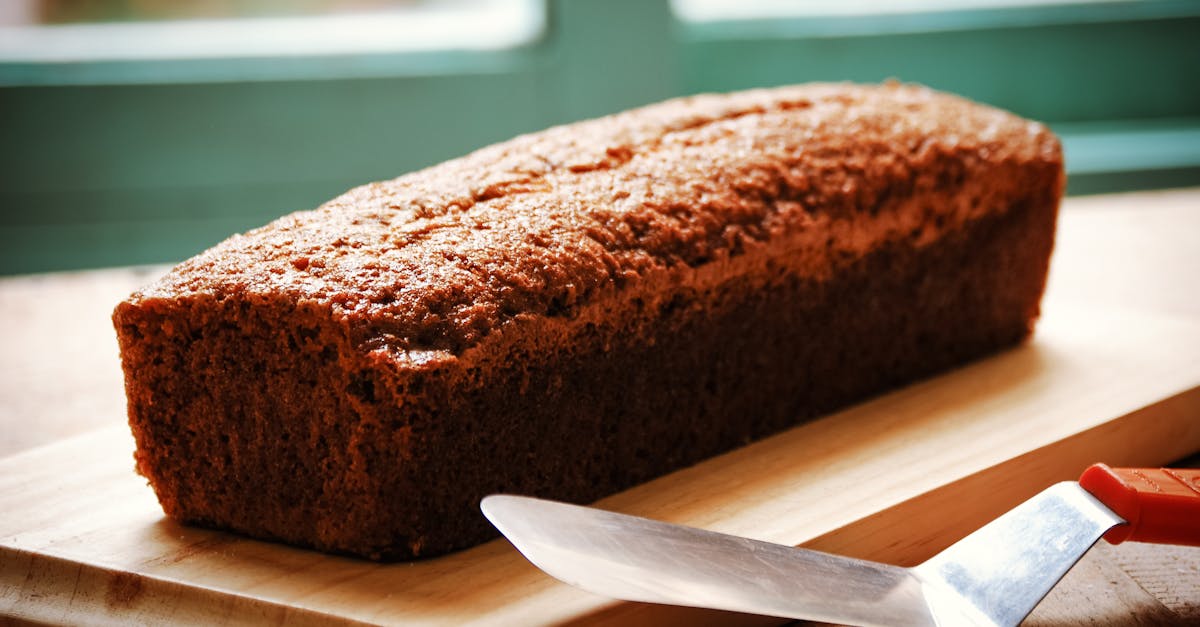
{"left": 113, "top": 82, "right": 1063, "bottom": 560}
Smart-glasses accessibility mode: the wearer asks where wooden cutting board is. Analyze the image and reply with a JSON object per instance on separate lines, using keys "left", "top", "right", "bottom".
{"left": 2, "top": 299, "right": 1199, "bottom": 626}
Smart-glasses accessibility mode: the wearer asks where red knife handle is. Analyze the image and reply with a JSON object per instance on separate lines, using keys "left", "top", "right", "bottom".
{"left": 1079, "top": 464, "right": 1200, "bottom": 546}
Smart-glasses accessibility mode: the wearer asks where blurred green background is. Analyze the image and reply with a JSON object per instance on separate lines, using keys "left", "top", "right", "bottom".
{"left": 2, "top": 0, "right": 1198, "bottom": 275}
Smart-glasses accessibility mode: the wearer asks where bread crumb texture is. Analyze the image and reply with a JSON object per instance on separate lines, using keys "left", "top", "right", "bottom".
{"left": 114, "top": 82, "right": 1063, "bottom": 559}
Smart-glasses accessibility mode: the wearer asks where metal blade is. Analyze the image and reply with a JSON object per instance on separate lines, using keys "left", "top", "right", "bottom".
{"left": 912, "top": 482, "right": 1125, "bottom": 627}
{"left": 482, "top": 495, "right": 941, "bottom": 627}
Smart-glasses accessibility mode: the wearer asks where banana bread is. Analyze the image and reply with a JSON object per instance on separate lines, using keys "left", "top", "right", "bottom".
{"left": 113, "top": 82, "right": 1063, "bottom": 560}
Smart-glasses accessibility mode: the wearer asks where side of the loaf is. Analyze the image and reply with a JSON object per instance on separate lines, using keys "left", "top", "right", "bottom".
{"left": 114, "top": 83, "right": 1063, "bottom": 560}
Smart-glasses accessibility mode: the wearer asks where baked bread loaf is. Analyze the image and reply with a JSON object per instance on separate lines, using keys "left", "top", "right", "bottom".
{"left": 113, "top": 82, "right": 1063, "bottom": 560}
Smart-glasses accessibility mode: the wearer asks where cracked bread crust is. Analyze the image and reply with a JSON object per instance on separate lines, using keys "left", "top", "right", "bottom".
{"left": 114, "top": 82, "right": 1063, "bottom": 559}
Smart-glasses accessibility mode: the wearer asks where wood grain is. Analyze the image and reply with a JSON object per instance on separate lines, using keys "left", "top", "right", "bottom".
{"left": 1025, "top": 543, "right": 1180, "bottom": 627}
{"left": 1, "top": 298, "right": 1198, "bottom": 625}
{"left": 1107, "top": 543, "right": 1200, "bottom": 623}
{"left": 2, "top": 188, "right": 1200, "bottom": 625}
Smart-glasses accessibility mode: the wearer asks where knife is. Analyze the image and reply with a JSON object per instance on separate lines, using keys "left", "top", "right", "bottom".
{"left": 481, "top": 464, "right": 1200, "bottom": 627}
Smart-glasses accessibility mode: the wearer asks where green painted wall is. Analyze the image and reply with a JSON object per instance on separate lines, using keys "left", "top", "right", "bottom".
{"left": 2, "top": 0, "right": 1197, "bottom": 274}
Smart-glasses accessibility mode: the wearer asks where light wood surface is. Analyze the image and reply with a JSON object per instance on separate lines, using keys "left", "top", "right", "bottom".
{"left": 2, "top": 188, "right": 1199, "bottom": 625}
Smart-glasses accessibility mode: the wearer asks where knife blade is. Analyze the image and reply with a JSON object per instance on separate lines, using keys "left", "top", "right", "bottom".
{"left": 482, "top": 465, "right": 1200, "bottom": 627}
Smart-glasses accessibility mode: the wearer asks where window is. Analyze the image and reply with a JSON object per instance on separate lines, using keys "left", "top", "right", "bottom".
{"left": 1, "top": 0, "right": 1195, "bottom": 273}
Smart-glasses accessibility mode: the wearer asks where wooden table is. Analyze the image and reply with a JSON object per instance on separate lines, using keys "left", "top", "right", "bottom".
{"left": 1, "top": 188, "right": 1198, "bottom": 625}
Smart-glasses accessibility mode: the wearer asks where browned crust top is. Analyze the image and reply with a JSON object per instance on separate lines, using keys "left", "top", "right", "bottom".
{"left": 129, "top": 82, "right": 1061, "bottom": 354}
